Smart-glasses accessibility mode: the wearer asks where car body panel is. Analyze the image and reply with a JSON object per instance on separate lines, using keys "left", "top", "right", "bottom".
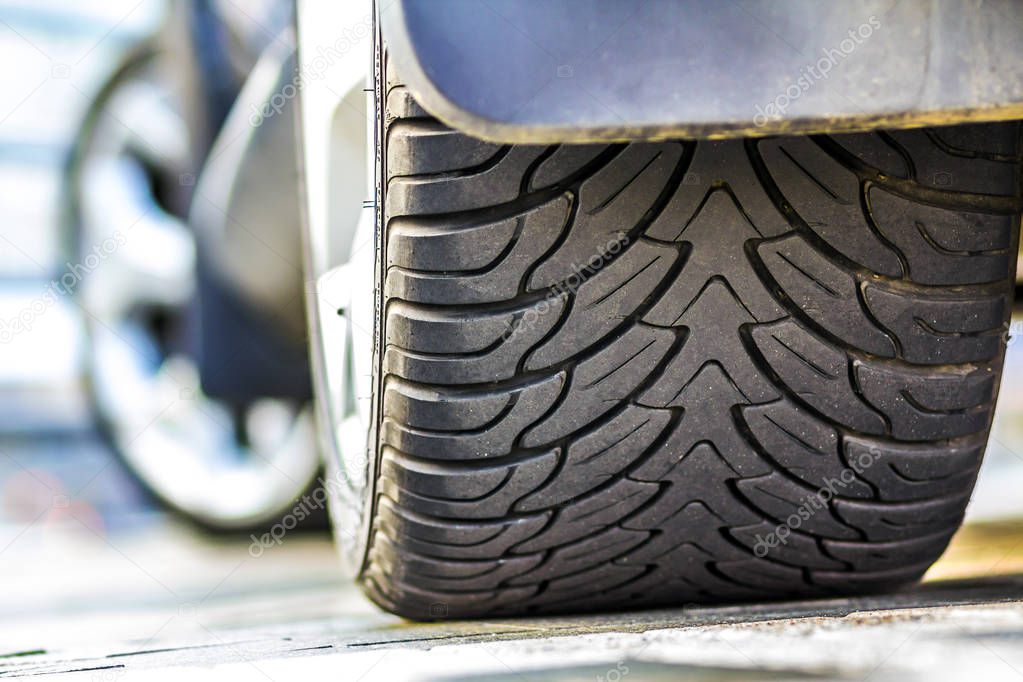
{"left": 380, "top": 0, "right": 1023, "bottom": 143}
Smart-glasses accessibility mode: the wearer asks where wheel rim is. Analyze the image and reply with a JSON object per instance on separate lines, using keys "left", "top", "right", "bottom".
{"left": 296, "top": 0, "right": 377, "bottom": 574}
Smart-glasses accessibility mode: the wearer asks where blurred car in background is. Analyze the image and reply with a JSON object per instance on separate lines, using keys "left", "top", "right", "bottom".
{"left": 64, "top": 0, "right": 320, "bottom": 529}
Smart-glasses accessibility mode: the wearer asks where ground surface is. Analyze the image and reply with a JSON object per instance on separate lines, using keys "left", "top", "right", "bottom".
{"left": 1, "top": 518, "right": 1023, "bottom": 681}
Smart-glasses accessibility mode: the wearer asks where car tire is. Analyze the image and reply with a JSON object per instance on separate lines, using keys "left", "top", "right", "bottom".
{"left": 358, "top": 52, "right": 1022, "bottom": 619}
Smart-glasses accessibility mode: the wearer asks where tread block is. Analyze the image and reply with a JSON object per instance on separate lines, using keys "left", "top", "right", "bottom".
{"left": 523, "top": 325, "right": 675, "bottom": 446}
{"left": 387, "top": 120, "right": 505, "bottom": 177}
{"left": 930, "top": 122, "right": 1023, "bottom": 160}
{"left": 823, "top": 528, "right": 957, "bottom": 571}
{"left": 514, "top": 479, "right": 657, "bottom": 553}
{"left": 717, "top": 558, "right": 821, "bottom": 596}
{"left": 646, "top": 189, "right": 788, "bottom": 323}
{"left": 375, "top": 497, "right": 550, "bottom": 560}
{"left": 736, "top": 472, "right": 860, "bottom": 540}
{"left": 833, "top": 490, "right": 972, "bottom": 541}
{"left": 740, "top": 400, "right": 874, "bottom": 499}
{"left": 844, "top": 434, "right": 984, "bottom": 502}
{"left": 530, "top": 145, "right": 612, "bottom": 190}
{"left": 863, "top": 282, "right": 1007, "bottom": 365}
{"left": 810, "top": 561, "right": 932, "bottom": 592}
{"left": 636, "top": 368, "right": 773, "bottom": 479}
{"left": 379, "top": 447, "right": 558, "bottom": 519}
{"left": 854, "top": 360, "right": 996, "bottom": 440}
{"left": 647, "top": 140, "right": 790, "bottom": 241}
{"left": 622, "top": 511, "right": 752, "bottom": 576}
{"left": 867, "top": 186, "right": 1013, "bottom": 286}
{"left": 387, "top": 146, "right": 548, "bottom": 217}
{"left": 887, "top": 127, "right": 1020, "bottom": 195}
{"left": 730, "top": 521, "right": 845, "bottom": 570}
{"left": 756, "top": 233, "right": 896, "bottom": 356}
{"left": 750, "top": 319, "right": 887, "bottom": 434}
{"left": 385, "top": 85, "right": 429, "bottom": 120}
{"left": 386, "top": 195, "right": 571, "bottom": 304}
{"left": 627, "top": 443, "right": 762, "bottom": 527}
{"left": 528, "top": 143, "right": 685, "bottom": 289}
{"left": 524, "top": 563, "right": 648, "bottom": 609}
{"left": 382, "top": 373, "right": 566, "bottom": 459}
{"left": 757, "top": 137, "right": 904, "bottom": 277}
{"left": 526, "top": 240, "right": 680, "bottom": 368}
{"left": 832, "top": 132, "right": 910, "bottom": 179}
{"left": 362, "top": 572, "right": 539, "bottom": 620}
{"left": 642, "top": 279, "right": 779, "bottom": 406}
{"left": 516, "top": 405, "right": 672, "bottom": 510}
{"left": 370, "top": 534, "right": 544, "bottom": 592}
{"left": 384, "top": 297, "right": 566, "bottom": 383}
{"left": 507, "top": 526, "right": 650, "bottom": 585}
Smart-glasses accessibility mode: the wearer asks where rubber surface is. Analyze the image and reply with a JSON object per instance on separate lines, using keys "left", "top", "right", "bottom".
{"left": 361, "top": 57, "right": 1023, "bottom": 619}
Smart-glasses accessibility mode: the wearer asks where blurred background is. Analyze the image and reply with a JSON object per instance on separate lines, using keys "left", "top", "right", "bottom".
{"left": 0, "top": 0, "right": 370, "bottom": 657}
{"left": 1, "top": 0, "right": 1023, "bottom": 657}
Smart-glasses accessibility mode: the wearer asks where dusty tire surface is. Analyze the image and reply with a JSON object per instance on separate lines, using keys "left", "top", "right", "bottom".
{"left": 359, "top": 58, "right": 1023, "bottom": 619}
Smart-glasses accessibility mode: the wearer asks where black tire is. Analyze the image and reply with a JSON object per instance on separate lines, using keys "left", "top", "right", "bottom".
{"left": 361, "top": 56, "right": 1023, "bottom": 619}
